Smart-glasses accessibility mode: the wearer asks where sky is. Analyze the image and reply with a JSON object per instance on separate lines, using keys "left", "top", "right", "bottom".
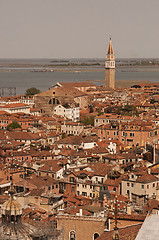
{"left": 0, "top": 0, "right": 159, "bottom": 59}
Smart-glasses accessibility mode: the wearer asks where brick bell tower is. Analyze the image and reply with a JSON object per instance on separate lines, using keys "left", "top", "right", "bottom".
{"left": 105, "top": 37, "right": 115, "bottom": 89}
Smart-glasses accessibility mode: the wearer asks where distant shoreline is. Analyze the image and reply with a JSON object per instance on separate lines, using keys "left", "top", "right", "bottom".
{"left": 1, "top": 66, "right": 159, "bottom": 73}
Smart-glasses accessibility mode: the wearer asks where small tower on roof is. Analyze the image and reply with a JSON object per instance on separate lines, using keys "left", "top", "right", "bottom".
{"left": 105, "top": 37, "right": 115, "bottom": 89}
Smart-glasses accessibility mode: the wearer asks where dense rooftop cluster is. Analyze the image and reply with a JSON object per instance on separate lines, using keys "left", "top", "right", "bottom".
{"left": 1, "top": 81, "right": 159, "bottom": 239}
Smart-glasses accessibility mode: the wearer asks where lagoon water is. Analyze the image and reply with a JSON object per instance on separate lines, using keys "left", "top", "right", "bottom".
{"left": 0, "top": 67, "right": 159, "bottom": 95}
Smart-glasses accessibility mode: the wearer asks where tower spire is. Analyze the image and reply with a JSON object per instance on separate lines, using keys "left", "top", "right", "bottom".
{"left": 107, "top": 38, "right": 114, "bottom": 57}
{"left": 105, "top": 37, "right": 115, "bottom": 89}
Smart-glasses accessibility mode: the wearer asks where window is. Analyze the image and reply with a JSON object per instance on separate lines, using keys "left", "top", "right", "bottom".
{"left": 130, "top": 133, "right": 134, "bottom": 137}
{"left": 82, "top": 192, "right": 87, "bottom": 196}
{"left": 94, "top": 233, "right": 99, "bottom": 240}
{"left": 70, "top": 230, "right": 76, "bottom": 240}
{"left": 131, "top": 183, "right": 134, "bottom": 187}
{"left": 107, "top": 131, "right": 109, "bottom": 135}
{"left": 141, "top": 185, "right": 144, "bottom": 189}
{"left": 153, "top": 183, "right": 155, "bottom": 188}
{"left": 127, "top": 183, "right": 130, "bottom": 187}
{"left": 127, "top": 190, "right": 130, "bottom": 197}
{"left": 69, "top": 177, "right": 75, "bottom": 183}
{"left": 113, "top": 187, "right": 116, "bottom": 192}
{"left": 147, "top": 185, "right": 149, "bottom": 189}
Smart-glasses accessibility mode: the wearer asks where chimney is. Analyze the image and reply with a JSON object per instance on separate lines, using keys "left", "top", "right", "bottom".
{"left": 127, "top": 204, "right": 131, "bottom": 215}
{"left": 79, "top": 209, "right": 82, "bottom": 216}
{"left": 148, "top": 168, "right": 151, "bottom": 175}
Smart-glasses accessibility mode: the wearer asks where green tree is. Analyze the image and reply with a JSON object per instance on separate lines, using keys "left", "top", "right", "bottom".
{"left": 89, "top": 105, "right": 94, "bottom": 113}
{"left": 7, "top": 121, "right": 21, "bottom": 130}
{"left": 81, "top": 115, "right": 94, "bottom": 126}
{"left": 62, "top": 133, "right": 66, "bottom": 139}
{"left": 25, "top": 87, "right": 40, "bottom": 96}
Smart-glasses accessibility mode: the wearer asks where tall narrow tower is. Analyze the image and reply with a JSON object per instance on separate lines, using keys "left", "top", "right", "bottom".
{"left": 105, "top": 38, "right": 115, "bottom": 89}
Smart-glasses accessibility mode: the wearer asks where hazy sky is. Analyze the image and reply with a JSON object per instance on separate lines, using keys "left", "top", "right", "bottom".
{"left": 0, "top": 0, "right": 159, "bottom": 58}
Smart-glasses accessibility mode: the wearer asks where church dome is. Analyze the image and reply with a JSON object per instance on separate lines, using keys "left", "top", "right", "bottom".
{"left": 1, "top": 199, "right": 22, "bottom": 216}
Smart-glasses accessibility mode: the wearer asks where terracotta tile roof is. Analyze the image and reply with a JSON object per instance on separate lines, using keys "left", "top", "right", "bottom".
{"left": 56, "top": 135, "right": 98, "bottom": 146}
{"left": 6, "top": 131, "right": 41, "bottom": 140}
{"left": 136, "top": 172, "right": 158, "bottom": 183}
{"left": 96, "top": 224, "right": 142, "bottom": 240}
{"left": 28, "top": 189, "right": 45, "bottom": 196}
{"left": 18, "top": 175, "right": 59, "bottom": 189}
{"left": 144, "top": 199, "right": 159, "bottom": 212}
{"left": 88, "top": 163, "right": 112, "bottom": 177}
{"left": 104, "top": 178, "right": 121, "bottom": 187}
{"left": 38, "top": 160, "right": 63, "bottom": 172}
{"left": 65, "top": 206, "right": 91, "bottom": 216}
{"left": 0, "top": 103, "right": 29, "bottom": 108}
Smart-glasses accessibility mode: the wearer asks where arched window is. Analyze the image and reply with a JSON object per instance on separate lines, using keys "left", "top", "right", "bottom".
{"left": 94, "top": 233, "right": 99, "bottom": 239}
{"left": 70, "top": 230, "right": 76, "bottom": 240}
{"left": 49, "top": 98, "right": 60, "bottom": 105}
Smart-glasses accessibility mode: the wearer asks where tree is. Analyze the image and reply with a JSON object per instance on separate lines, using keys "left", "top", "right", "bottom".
{"left": 89, "top": 105, "right": 94, "bottom": 113}
{"left": 25, "top": 87, "right": 40, "bottom": 96}
{"left": 81, "top": 115, "right": 94, "bottom": 126}
{"left": 7, "top": 121, "right": 21, "bottom": 130}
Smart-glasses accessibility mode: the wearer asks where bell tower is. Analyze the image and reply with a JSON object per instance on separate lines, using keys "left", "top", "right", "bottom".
{"left": 105, "top": 38, "right": 115, "bottom": 89}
